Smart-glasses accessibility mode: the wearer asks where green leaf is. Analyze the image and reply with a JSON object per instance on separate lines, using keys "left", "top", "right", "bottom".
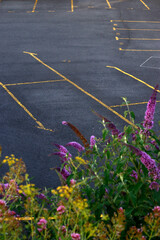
{"left": 130, "top": 111, "right": 135, "bottom": 120}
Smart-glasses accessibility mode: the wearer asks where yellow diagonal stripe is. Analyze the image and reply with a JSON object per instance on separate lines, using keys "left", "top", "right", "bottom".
{"left": 23, "top": 51, "right": 137, "bottom": 128}
{"left": 107, "top": 66, "right": 160, "bottom": 93}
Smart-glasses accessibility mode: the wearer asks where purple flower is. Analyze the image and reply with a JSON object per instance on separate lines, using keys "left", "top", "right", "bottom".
{"left": 66, "top": 142, "right": 85, "bottom": 152}
{"left": 37, "top": 218, "right": 47, "bottom": 232}
{"left": 53, "top": 144, "right": 72, "bottom": 157}
{"left": 132, "top": 131, "right": 138, "bottom": 141}
{"left": 71, "top": 233, "right": 81, "bottom": 240}
{"left": 124, "top": 143, "right": 160, "bottom": 179}
{"left": 57, "top": 205, "right": 65, "bottom": 214}
{"left": 36, "top": 193, "right": 47, "bottom": 200}
{"left": 55, "top": 167, "right": 71, "bottom": 180}
{"left": 0, "top": 199, "right": 6, "bottom": 206}
{"left": 90, "top": 135, "right": 96, "bottom": 148}
{"left": 143, "top": 85, "right": 158, "bottom": 130}
{"left": 51, "top": 152, "right": 71, "bottom": 162}
{"left": 118, "top": 132, "right": 125, "bottom": 139}
{"left": 62, "top": 121, "right": 68, "bottom": 125}
{"left": 149, "top": 182, "right": 159, "bottom": 192}
{"left": 130, "top": 170, "right": 138, "bottom": 180}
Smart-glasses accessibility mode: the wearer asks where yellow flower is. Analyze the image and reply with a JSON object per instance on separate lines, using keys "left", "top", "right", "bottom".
{"left": 75, "top": 156, "right": 88, "bottom": 165}
{"left": 2, "top": 155, "right": 17, "bottom": 166}
{"left": 51, "top": 189, "right": 57, "bottom": 195}
{"left": 19, "top": 184, "right": 36, "bottom": 196}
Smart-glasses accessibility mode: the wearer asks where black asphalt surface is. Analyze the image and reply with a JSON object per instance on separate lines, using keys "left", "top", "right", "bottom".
{"left": 1, "top": 0, "right": 160, "bottom": 188}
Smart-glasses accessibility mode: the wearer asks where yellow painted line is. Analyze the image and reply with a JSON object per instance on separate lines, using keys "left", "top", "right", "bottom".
{"left": 5, "top": 79, "right": 65, "bottom": 86}
{"left": 107, "top": 66, "right": 160, "bottom": 93}
{"left": 114, "top": 27, "right": 160, "bottom": 31}
{"left": 0, "top": 81, "right": 54, "bottom": 132}
{"left": 116, "top": 37, "right": 160, "bottom": 41}
{"left": 106, "top": 0, "right": 111, "bottom": 9}
{"left": 110, "top": 100, "right": 160, "bottom": 108}
{"left": 71, "top": 0, "right": 74, "bottom": 12}
{"left": 23, "top": 51, "right": 137, "bottom": 128}
{"left": 139, "top": 0, "right": 150, "bottom": 10}
{"left": 119, "top": 48, "right": 160, "bottom": 52}
{"left": 110, "top": 20, "right": 160, "bottom": 23}
{"left": 32, "top": 0, "right": 38, "bottom": 12}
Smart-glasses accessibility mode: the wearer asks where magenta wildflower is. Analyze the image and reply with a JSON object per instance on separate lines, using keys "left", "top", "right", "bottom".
{"left": 66, "top": 141, "right": 85, "bottom": 152}
{"left": 118, "top": 207, "right": 124, "bottom": 213}
{"left": 149, "top": 182, "right": 159, "bottom": 192}
{"left": 130, "top": 170, "right": 138, "bottom": 180}
{"left": 71, "top": 233, "right": 81, "bottom": 240}
{"left": 61, "top": 225, "right": 66, "bottom": 234}
{"left": 70, "top": 179, "right": 76, "bottom": 185}
{"left": 7, "top": 210, "right": 16, "bottom": 216}
{"left": 57, "top": 205, "right": 65, "bottom": 214}
{"left": 0, "top": 199, "right": 6, "bottom": 206}
{"left": 90, "top": 135, "right": 96, "bottom": 148}
{"left": 62, "top": 121, "right": 68, "bottom": 125}
{"left": 143, "top": 85, "right": 158, "bottom": 130}
{"left": 37, "top": 218, "right": 47, "bottom": 232}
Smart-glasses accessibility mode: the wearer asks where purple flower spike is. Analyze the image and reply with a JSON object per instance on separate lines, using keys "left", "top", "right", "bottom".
{"left": 62, "top": 121, "right": 68, "bottom": 125}
{"left": 53, "top": 144, "right": 72, "bottom": 157}
{"left": 143, "top": 85, "right": 159, "bottom": 130}
{"left": 130, "top": 170, "right": 138, "bottom": 180}
{"left": 66, "top": 141, "right": 85, "bottom": 152}
{"left": 124, "top": 143, "right": 160, "bottom": 180}
{"left": 149, "top": 182, "right": 159, "bottom": 192}
{"left": 90, "top": 135, "right": 96, "bottom": 148}
{"left": 51, "top": 152, "right": 71, "bottom": 162}
{"left": 56, "top": 167, "right": 71, "bottom": 180}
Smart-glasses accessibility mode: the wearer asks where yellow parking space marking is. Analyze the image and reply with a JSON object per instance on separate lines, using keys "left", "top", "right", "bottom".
{"left": 111, "top": 20, "right": 160, "bottom": 23}
{"left": 113, "top": 27, "right": 160, "bottom": 31}
{"left": 119, "top": 48, "right": 160, "bottom": 52}
{"left": 23, "top": 51, "right": 137, "bottom": 128}
{"left": 110, "top": 100, "right": 160, "bottom": 108}
{"left": 107, "top": 66, "right": 160, "bottom": 93}
{"left": 32, "top": 0, "right": 38, "bottom": 13}
{"left": 71, "top": 0, "right": 74, "bottom": 12}
{"left": 106, "top": 0, "right": 111, "bottom": 9}
{"left": 48, "top": 10, "right": 55, "bottom": 12}
{"left": 116, "top": 37, "right": 160, "bottom": 41}
{"left": 5, "top": 79, "right": 65, "bottom": 86}
{"left": 139, "top": 0, "right": 150, "bottom": 10}
{"left": 0, "top": 82, "right": 54, "bottom": 132}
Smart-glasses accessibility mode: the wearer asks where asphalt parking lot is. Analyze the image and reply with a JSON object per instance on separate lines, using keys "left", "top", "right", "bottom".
{"left": 0, "top": 0, "right": 160, "bottom": 188}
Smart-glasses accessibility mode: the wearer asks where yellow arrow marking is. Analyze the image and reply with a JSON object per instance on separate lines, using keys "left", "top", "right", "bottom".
{"left": 106, "top": 66, "right": 160, "bottom": 93}
{"left": 0, "top": 82, "right": 54, "bottom": 132}
{"left": 106, "top": 0, "right": 111, "bottom": 9}
{"left": 23, "top": 51, "right": 137, "bottom": 128}
{"left": 32, "top": 0, "right": 38, "bottom": 12}
{"left": 119, "top": 48, "right": 160, "bottom": 52}
{"left": 139, "top": 0, "right": 150, "bottom": 10}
